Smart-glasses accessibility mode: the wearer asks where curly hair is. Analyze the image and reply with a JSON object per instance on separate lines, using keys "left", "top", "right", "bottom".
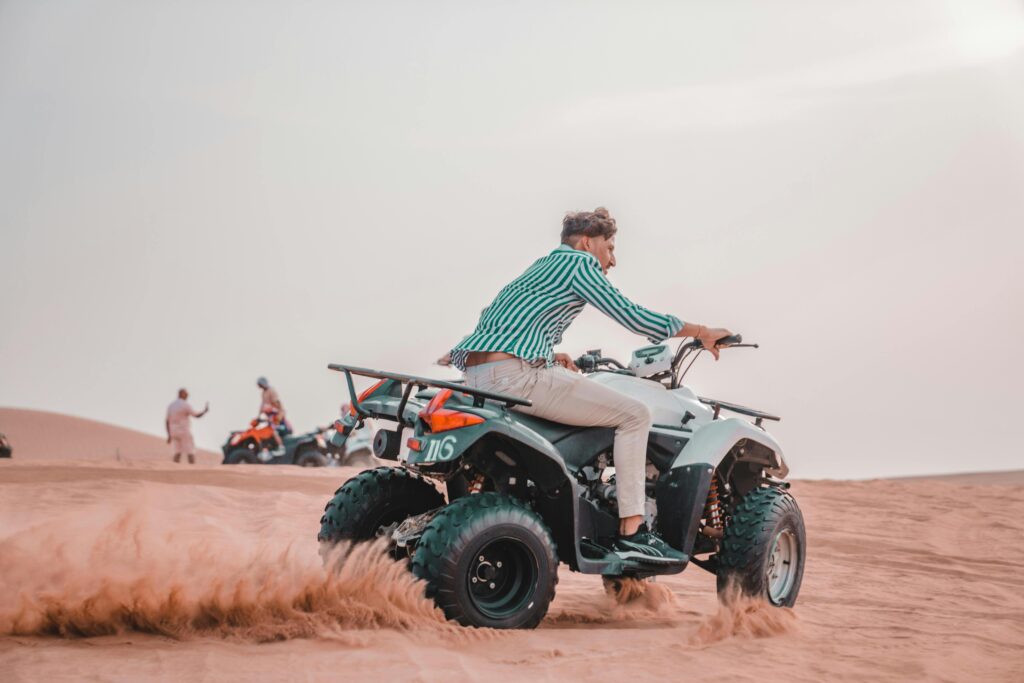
{"left": 561, "top": 207, "right": 617, "bottom": 245}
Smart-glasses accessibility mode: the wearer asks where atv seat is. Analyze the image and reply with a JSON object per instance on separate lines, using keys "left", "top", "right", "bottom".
{"left": 511, "top": 413, "right": 614, "bottom": 472}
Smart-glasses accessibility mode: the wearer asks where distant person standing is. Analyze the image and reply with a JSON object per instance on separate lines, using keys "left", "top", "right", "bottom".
{"left": 257, "top": 376, "right": 289, "bottom": 458}
{"left": 165, "top": 388, "right": 209, "bottom": 464}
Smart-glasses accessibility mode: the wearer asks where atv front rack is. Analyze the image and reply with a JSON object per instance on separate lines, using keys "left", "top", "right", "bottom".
{"left": 698, "top": 396, "right": 781, "bottom": 426}
{"left": 327, "top": 364, "right": 533, "bottom": 420}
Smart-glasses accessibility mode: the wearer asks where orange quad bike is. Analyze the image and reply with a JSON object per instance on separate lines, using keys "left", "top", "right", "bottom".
{"left": 222, "top": 415, "right": 374, "bottom": 467}
{"left": 222, "top": 415, "right": 333, "bottom": 467}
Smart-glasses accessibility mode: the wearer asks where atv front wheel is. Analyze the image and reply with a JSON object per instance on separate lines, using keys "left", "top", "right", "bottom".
{"left": 296, "top": 449, "right": 328, "bottom": 467}
{"left": 225, "top": 447, "right": 257, "bottom": 464}
{"left": 717, "top": 486, "right": 806, "bottom": 607}
{"left": 411, "top": 493, "right": 558, "bottom": 629}
{"left": 318, "top": 467, "right": 445, "bottom": 544}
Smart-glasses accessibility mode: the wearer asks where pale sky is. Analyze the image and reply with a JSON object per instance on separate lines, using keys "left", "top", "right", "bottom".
{"left": 1, "top": 0, "right": 1022, "bottom": 478}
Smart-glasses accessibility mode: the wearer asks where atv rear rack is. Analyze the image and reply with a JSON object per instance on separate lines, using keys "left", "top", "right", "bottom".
{"left": 327, "top": 364, "right": 533, "bottom": 420}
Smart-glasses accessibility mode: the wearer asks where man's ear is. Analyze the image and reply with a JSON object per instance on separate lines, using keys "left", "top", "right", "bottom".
{"left": 576, "top": 235, "right": 590, "bottom": 252}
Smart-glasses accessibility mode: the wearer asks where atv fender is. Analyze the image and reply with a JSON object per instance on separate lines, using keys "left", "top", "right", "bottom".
{"left": 656, "top": 463, "right": 715, "bottom": 556}
{"left": 410, "top": 419, "right": 621, "bottom": 574}
{"left": 479, "top": 416, "right": 577, "bottom": 488}
{"left": 655, "top": 418, "right": 788, "bottom": 555}
{"left": 409, "top": 418, "right": 575, "bottom": 493}
{"left": 670, "top": 417, "right": 788, "bottom": 478}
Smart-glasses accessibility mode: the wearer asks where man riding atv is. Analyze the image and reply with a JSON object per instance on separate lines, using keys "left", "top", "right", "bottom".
{"left": 256, "top": 376, "right": 289, "bottom": 460}
{"left": 320, "top": 208, "right": 804, "bottom": 629}
{"left": 443, "top": 207, "right": 730, "bottom": 565}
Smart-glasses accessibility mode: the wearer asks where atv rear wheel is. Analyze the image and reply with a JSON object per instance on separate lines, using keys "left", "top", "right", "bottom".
{"left": 296, "top": 449, "right": 328, "bottom": 467}
{"left": 717, "top": 486, "right": 806, "bottom": 607}
{"left": 411, "top": 493, "right": 558, "bottom": 629}
{"left": 225, "top": 447, "right": 257, "bottom": 464}
{"left": 318, "top": 466, "right": 445, "bottom": 544}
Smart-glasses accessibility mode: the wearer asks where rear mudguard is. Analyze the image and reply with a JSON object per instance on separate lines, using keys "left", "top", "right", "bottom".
{"left": 409, "top": 418, "right": 636, "bottom": 573}
{"left": 409, "top": 415, "right": 570, "bottom": 485}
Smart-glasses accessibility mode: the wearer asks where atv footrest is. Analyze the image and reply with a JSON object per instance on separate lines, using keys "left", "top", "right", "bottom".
{"left": 579, "top": 538, "right": 689, "bottom": 577}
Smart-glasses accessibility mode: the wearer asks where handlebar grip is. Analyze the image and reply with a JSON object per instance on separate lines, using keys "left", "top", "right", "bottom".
{"left": 574, "top": 354, "right": 596, "bottom": 372}
{"left": 715, "top": 334, "right": 743, "bottom": 347}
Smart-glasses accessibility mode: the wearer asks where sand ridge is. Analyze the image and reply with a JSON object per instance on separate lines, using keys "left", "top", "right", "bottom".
{"left": 1, "top": 408, "right": 1023, "bottom": 681}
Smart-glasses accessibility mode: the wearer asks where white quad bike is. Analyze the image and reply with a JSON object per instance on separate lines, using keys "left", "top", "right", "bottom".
{"left": 319, "top": 334, "right": 806, "bottom": 629}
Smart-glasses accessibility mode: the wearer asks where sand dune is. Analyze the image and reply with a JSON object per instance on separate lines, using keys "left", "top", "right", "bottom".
{"left": 1, "top": 412, "right": 1022, "bottom": 681}
{"left": 895, "top": 469, "right": 1024, "bottom": 486}
{"left": 0, "top": 407, "right": 221, "bottom": 465}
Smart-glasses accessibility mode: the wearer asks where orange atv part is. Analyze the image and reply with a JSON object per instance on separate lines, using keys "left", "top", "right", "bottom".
{"left": 419, "top": 389, "right": 485, "bottom": 433}
{"left": 239, "top": 422, "right": 275, "bottom": 442}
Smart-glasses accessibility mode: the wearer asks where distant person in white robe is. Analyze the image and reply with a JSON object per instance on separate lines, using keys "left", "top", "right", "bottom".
{"left": 165, "top": 388, "right": 209, "bottom": 464}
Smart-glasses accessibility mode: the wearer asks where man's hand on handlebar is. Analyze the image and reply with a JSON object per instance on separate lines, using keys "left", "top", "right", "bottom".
{"left": 677, "top": 323, "right": 734, "bottom": 360}
{"left": 553, "top": 352, "right": 579, "bottom": 372}
{"left": 699, "top": 327, "right": 734, "bottom": 360}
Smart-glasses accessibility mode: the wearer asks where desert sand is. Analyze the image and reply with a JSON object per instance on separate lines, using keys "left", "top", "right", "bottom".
{"left": 1, "top": 411, "right": 1022, "bottom": 682}
{"left": 0, "top": 408, "right": 222, "bottom": 465}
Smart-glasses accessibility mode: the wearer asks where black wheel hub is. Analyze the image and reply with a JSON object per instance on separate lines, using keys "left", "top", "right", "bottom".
{"left": 477, "top": 562, "right": 498, "bottom": 581}
{"left": 467, "top": 538, "right": 538, "bottom": 619}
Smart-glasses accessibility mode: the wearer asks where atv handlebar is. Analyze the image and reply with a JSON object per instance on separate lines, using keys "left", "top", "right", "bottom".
{"left": 682, "top": 333, "right": 747, "bottom": 350}
{"left": 577, "top": 334, "right": 754, "bottom": 375}
{"left": 715, "top": 334, "right": 743, "bottom": 347}
{"left": 573, "top": 351, "right": 627, "bottom": 373}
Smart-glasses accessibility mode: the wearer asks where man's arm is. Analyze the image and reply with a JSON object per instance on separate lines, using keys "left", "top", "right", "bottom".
{"left": 165, "top": 418, "right": 171, "bottom": 444}
{"left": 571, "top": 257, "right": 732, "bottom": 359}
{"left": 571, "top": 257, "right": 683, "bottom": 342}
{"left": 193, "top": 402, "right": 210, "bottom": 418}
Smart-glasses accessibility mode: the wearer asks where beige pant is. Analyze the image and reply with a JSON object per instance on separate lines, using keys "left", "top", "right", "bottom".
{"left": 463, "top": 358, "right": 652, "bottom": 518}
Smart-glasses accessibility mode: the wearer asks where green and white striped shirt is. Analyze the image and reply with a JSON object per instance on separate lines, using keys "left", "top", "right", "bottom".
{"left": 450, "top": 244, "right": 683, "bottom": 370}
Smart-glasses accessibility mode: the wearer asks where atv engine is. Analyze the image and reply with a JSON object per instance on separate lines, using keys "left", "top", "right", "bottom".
{"left": 580, "top": 452, "right": 661, "bottom": 529}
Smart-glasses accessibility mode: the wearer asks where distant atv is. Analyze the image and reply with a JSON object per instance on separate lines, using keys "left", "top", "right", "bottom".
{"left": 336, "top": 426, "right": 377, "bottom": 468}
{"left": 222, "top": 417, "right": 329, "bottom": 466}
{"left": 318, "top": 335, "right": 806, "bottom": 629}
{"left": 222, "top": 416, "right": 375, "bottom": 467}
{"left": 0, "top": 433, "right": 11, "bottom": 459}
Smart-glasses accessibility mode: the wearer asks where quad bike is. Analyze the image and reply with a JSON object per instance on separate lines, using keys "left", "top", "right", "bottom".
{"left": 0, "top": 433, "right": 11, "bottom": 458}
{"left": 318, "top": 335, "right": 806, "bottom": 629}
{"left": 223, "top": 416, "right": 377, "bottom": 467}
{"left": 222, "top": 416, "right": 334, "bottom": 467}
